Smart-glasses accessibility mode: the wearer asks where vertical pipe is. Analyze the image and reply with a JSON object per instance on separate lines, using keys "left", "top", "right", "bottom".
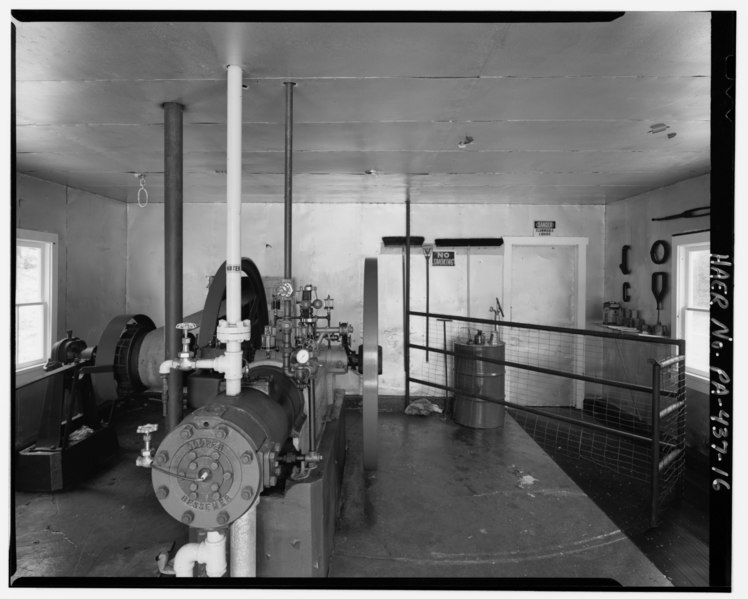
{"left": 650, "top": 361, "right": 662, "bottom": 528}
{"left": 230, "top": 504, "right": 257, "bottom": 577}
{"left": 226, "top": 65, "right": 243, "bottom": 327}
{"left": 164, "top": 101, "right": 184, "bottom": 431}
{"left": 308, "top": 383, "right": 316, "bottom": 453}
{"left": 282, "top": 82, "right": 296, "bottom": 374}
{"left": 283, "top": 81, "right": 296, "bottom": 280}
{"left": 220, "top": 64, "right": 248, "bottom": 397}
{"left": 404, "top": 196, "right": 411, "bottom": 408}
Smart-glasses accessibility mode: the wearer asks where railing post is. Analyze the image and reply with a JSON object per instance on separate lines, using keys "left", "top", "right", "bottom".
{"left": 438, "top": 318, "right": 452, "bottom": 416}
{"left": 650, "top": 359, "right": 662, "bottom": 528}
{"left": 677, "top": 341, "right": 687, "bottom": 497}
{"left": 404, "top": 195, "right": 411, "bottom": 409}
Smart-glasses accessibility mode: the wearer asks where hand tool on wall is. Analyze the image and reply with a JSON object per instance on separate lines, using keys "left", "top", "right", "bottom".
{"left": 651, "top": 271, "right": 668, "bottom": 334}
{"left": 619, "top": 245, "right": 631, "bottom": 274}
{"left": 651, "top": 206, "right": 710, "bottom": 221}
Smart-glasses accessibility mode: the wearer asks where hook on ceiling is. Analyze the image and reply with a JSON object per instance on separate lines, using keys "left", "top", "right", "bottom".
{"left": 134, "top": 172, "right": 149, "bottom": 208}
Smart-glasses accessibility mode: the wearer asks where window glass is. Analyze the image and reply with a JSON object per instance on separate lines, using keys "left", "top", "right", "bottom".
{"left": 16, "top": 303, "right": 45, "bottom": 364}
{"left": 16, "top": 244, "right": 43, "bottom": 303}
{"left": 687, "top": 247, "right": 710, "bottom": 308}
{"left": 15, "top": 231, "right": 57, "bottom": 371}
{"left": 674, "top": 233, "right": 709, "bottom": 382}
{"left": 684, "top": 309, "right": 709, "bottom": 374}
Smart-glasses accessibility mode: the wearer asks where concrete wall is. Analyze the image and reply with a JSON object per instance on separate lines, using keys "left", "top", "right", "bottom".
{"left": 604, "top": 173, "right": 710, "bottom": 455}
{"left": 127, "top": 202, "right": 605, "bottom": 394}
{"left": 15, "top": 174, "right": 127, "bottom": 449}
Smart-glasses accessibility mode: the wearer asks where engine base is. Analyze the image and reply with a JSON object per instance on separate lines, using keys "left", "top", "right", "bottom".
{"left": 256, "top": 390, "right": 346, "bottom": 577}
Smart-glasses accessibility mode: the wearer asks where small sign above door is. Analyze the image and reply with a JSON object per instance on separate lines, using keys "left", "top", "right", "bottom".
{"left": 533, "top": 220, "right": 556, "bottom": 237}
{"left": 432, "top": 250, "right": 455, "bottom": 266}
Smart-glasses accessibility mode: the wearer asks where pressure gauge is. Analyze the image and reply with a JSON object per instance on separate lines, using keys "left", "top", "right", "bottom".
{"left": 276, "top": 280, "right": 294, "bottom": 299}
{"left": 295, "top": 348, "right": 310, "bottom": 365}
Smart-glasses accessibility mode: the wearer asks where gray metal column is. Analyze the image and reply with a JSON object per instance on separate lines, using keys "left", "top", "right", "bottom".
{"left": 164, "top": 101, "right": 184, "bottom": 431}
{"left": 283, "top": 82, "right": 296, "bottom": 280}
{"left": 281, "top": 82, "right": 296, "bottom": 374}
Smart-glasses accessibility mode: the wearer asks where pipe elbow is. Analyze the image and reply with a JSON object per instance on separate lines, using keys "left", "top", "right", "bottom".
{"left": 172, "top": 531, "right": 227, "bottom": 578}
{"left": 159, "top": 360, "right": 175, "bottom": 375}
{"left": 172, "top": 542, "right": 200, "bottom": 577}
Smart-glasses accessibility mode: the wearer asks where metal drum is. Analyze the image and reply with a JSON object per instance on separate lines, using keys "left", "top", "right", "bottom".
{"left": 453, "top": 341, "right": 506, "bottom": 429}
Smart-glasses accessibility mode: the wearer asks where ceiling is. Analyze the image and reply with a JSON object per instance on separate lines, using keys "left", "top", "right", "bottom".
{"left": 13, "top": 12, "right": 712, "bottom": 205}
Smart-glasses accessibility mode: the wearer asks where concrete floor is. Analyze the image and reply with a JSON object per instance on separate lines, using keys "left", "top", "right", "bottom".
{"left": 11, "top": 400, "right": 187, "bottom": 580}
{"left": 11, "top": 397, "right": 671, "bottom": 587}
{"left": 332, "top": 405, "right": 670, "bottom": 586}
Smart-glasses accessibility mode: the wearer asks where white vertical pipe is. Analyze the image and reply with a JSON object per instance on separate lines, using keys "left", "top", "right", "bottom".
{"left": 230, "top": 503, "right": 257, "bottom": 577}
{"left": 222, "top": 64, "right": 246, "bottom": 397}
{"left": 226, "top": 64, "right": 243, "bottom": 326}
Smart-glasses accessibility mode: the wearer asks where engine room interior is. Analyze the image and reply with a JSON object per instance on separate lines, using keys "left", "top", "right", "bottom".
{"left": 10, "top": 9, "right": 733, "bottom": 591}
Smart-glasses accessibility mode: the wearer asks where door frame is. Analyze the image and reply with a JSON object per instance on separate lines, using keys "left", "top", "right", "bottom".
{"left": 502, "top": 236, "right": 588, "bottom": 408}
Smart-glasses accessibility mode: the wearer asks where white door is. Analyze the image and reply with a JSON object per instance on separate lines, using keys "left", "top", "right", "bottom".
{"left": 503, "top": 238, "right": 587, "bottom": 408}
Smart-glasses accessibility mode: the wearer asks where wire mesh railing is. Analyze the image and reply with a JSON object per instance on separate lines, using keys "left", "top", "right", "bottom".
{"left": 406, "top": 311, "right": 686, "bottom": 527}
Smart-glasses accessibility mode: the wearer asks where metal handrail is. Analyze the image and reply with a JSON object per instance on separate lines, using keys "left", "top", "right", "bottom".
{"left": 409, "top": 310, "right": 685, "bottom": 350}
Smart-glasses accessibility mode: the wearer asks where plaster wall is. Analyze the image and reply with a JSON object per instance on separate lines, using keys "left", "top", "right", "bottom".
{"left": 127, "top": 202, "right": 605, "bottom": 395}
{"left": 16, "top": 175, "right": 128, "bottom": 345}
{"left": 15, "top": 174, "right": 127, "bottom": 448}
{"left": 604, "top": 173, "right": 710, "bottom": 455}
{"left": 604, "top": 174, "right": 710, "bottom": 329}
{"left": 16, "top": 175, "right": 68, "bottom": 341}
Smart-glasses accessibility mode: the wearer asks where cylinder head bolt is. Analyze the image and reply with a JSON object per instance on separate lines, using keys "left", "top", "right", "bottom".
{"left": 151, "top": 410, "right": 262, "bottom": 529}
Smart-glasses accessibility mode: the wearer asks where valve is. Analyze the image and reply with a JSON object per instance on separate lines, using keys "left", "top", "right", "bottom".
{"left": 136, "top": 423, "right": 159, "bottom": 468}
{"left": 176, "top": 322, "right": 197, "bottom": 358}
{"left": 279, "top": 451, "right": 323, "bottom": 466}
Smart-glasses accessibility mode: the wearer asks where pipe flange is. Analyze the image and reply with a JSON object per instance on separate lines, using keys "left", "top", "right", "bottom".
{"left": 151, "top": 414, "right": 262, "bottom": 529}
{"left": 216, "top": 319, "right": 252, "bottom": 344}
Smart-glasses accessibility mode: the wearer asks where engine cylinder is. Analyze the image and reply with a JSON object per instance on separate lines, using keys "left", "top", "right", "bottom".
{"left": 151, "top": 371, "right": 303, "bottom": 529}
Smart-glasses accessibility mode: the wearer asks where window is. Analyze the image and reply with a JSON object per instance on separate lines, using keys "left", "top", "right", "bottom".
{"left": 673, "top": 231, "right": 709, "bottom": 387}
{"left": 15, "top": 229, "right": 58, "bottom": 371}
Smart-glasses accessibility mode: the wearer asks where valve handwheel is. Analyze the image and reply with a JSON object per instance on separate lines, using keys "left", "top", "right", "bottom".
{"left": 276, "top": 281, "right": 294, "bottom": 299}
